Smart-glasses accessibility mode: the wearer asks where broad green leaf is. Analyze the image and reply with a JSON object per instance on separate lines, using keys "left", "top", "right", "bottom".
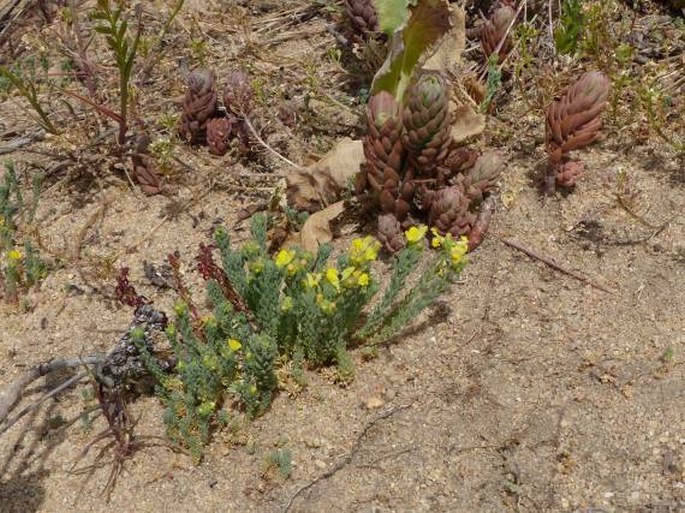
{"left": 371, "top": 0, "right": 451, "bottom": 101}
{"left": 372, "top": 0, "right": 413, "bottom": 35}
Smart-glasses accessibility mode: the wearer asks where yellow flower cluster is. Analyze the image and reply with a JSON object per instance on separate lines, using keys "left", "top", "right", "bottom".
{"left": 430, "top": 228, "right": 469, "bottom": 269}
{"left": 405, "top": 225, "right": 428, "bottom": 245}
{"left": 341, "top": 266, "right": 370, "bottom": 287}
{"left": 6, "top": 249, "right": 22, "bottom": 262}
{"left": 227, "top": 338, "right": 242, "bottom": 351}
{"left": 274, "top": 248, "right": 295, "bottom": 268}
{"left": 303, "top": 272, "right": 321, "bottom": 289}
{"left": 348, "top": 236, "right": 380, "bottom": 268}
{"left": 274, "top": 248, "right": 311, "bottom": 276}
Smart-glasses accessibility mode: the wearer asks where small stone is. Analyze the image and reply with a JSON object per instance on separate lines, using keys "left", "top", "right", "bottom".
{"left": 365, "top": 397, "right": 384, "bottom": 410}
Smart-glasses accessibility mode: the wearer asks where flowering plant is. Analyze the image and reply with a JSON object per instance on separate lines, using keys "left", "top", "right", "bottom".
{"left": 0, "top": 162, "right": 47, "bottom": 302}
{"left": 136, "top": 215, "right": 468, "bottom": 460}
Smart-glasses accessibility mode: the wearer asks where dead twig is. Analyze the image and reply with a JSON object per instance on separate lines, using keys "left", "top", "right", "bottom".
{"left": 0, "top": 355, "right": 105, "bottom": 435}
{"left": 498, "top": 236, "right": 614, "bottom": 293}
{"left": 241, "top": 114, "right": 304, "bottom": 172}
{"left": 283, "top": 403, "right": 411, "bottom": 512}
{"left": 0, "top": 130, "right": 45, "bottom": 155}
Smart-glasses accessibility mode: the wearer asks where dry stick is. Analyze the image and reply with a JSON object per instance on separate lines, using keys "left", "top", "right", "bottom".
{"left": 548, "top": 0, "right": 555, "bottom": 50}
{"left": 0, "top": 0, "right": 23, "bottom": 42}
{"left": 0, "top": 355, "right": 105, "bottom": 435}
{"left": 498, "top": 236, "right": 614, "bottom": 293}
{"left": 283, "top": 404, "right": 411, "bottom": 513}
{"left": 0, "top": 130, "right": 45, "bottom": 155}
{"left": 241, "top": 113, "right": 304, "bottom": 171}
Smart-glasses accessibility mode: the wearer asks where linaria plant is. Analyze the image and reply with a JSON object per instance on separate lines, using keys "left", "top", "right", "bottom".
{"left": 136, "top": 214, "right": 468, "bottom": 461}
{"left": 0, "top": 162, "right": 47, "bottom": 303}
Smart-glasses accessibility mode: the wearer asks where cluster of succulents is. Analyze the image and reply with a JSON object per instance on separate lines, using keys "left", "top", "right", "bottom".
{"left": 355, "top": 71, "right": 504, "bottom": 253}
{"left": 177, "top": 68, "right": 253, "bottom": 156}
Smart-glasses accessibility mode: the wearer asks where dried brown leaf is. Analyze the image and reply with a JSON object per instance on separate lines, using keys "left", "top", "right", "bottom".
{"left": 286, "top": 138, "right": 364, "bottom": 213}
{"left": 423, "top": 6, "right": 465, "bottom": 73}
{"left": 450, "top": 103, "right": 486, "bottom": 143}
{"left": 286, "top": 201, "right": 346, "bottom": 253}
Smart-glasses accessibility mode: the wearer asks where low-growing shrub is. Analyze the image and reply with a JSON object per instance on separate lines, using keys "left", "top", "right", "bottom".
{"left": 135, "top": 215, "right": 468, "bottom": 461}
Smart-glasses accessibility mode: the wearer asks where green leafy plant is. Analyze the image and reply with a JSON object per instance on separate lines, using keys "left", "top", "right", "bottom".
{"left": 481, "top": 55, "right": 503, "bottom": 113}
{"left": 135, "top": 215, "right": 467, "bottom": 460}
{"left": 262, "top": 448, "right": 293, "bottom": 481}
{"left": 0, "top": 162, "right": 47, "bottom": 302}
{"left": 554, "top": 0, "right": 584, "bottom": 55}
{"left": 0, "top": 64, "right": 60, "bottom": 134}
{"left": 370, "top": 0, "right": 451, "bottom": 101}
{"left": 92, "top": 0, "right": 142, "bottom": 145}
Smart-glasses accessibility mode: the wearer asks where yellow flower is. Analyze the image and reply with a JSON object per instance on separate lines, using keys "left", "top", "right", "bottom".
{"left": 405, "top": 225, "right": 428, "bottom": 245}
{"left": 357, "top": 272, "right": 370, "bottom": 287}
{"left": 274, "top": 248, "right": 296, "bottom": 269}
{"left": 303, "top": 272, "right": 321, "bottom": 289}
{"left": 249, "top": 385, "right": 258, "bottom": 395}
{"left": 349, "top": 236, "right": 380, "bottom": 267}
{"left": 227, "top": 338, "right": 242, "bottom": 351}
{"left": 449, "top": 236, "right": 469, "bottom": 268}
{"left": 430, "top": 227, "right": 445, "bottom": 248}
{"left": 7, "top": 249, "right": 22, "bottom": 261}
{"left": 325, "top": 267, "right": 340, "bottom": 292}
{"left": 281, "top": 296, "right": 293, "bottom": 312}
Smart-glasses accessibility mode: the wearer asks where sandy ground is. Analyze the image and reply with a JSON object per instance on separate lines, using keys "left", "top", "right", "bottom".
{"left": 1, "top": 1, "right": 683, "bottom": 512}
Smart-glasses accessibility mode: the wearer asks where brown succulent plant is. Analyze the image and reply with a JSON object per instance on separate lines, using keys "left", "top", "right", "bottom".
{"left": 457, "top": 151, "right": 504, "bottom": 202}
{"left": 130, "top": 134, "right": 168, "bottom": 195}
{"left": 355, "top": 71, "right": 505, "bottom": 254}
{"left": 376, "top": 213, "right": 407, "bottom": 254}
{"left": 555, "top": 160, "right": 584, "bottom": 188}
{"left": 428, "top": 186, "right": 475, "bottom": 238}
{"left": 344, "top": 0, "right": 379, "bottom": 40}
{"left": 436, "top": 145, "right": 480, "bottom": 186}
{"left": 545, "top": 71, "right": 610, "bottom": 192}
{"left": 480, "top": 4, "right": 517, "bottom": 63}
{"left": 358, "top": 91, "right": 413, "bottom": 221}
{"left": 402, "top": 71, "right": 452, "bottom": 176}
{"left": 206, "top": 116, "right": 240, "bottom": 156}
{"left": 223, "top": 70, "right": 253, "bottom": 116}
{"left": 178, "top": 69, "right": 217, "bottom": 144}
